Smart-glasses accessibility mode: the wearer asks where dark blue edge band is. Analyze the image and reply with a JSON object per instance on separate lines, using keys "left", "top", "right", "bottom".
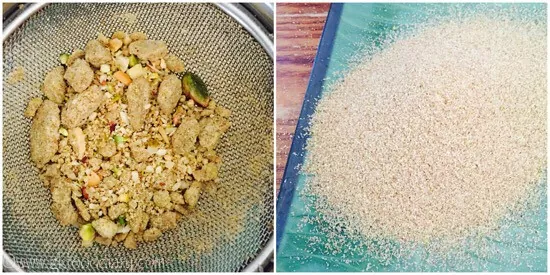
{"left": 276, "top": 3, "right": 344, "bottom": 251}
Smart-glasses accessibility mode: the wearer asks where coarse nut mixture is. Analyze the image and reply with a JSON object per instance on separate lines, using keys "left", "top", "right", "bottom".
{"left": 25, "top": 31, "right": 232, "bottom": 249}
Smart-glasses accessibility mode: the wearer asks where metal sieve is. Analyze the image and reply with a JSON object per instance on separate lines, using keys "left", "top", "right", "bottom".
{"left": 3, "top": 3, "right": 273, "bottom": 272}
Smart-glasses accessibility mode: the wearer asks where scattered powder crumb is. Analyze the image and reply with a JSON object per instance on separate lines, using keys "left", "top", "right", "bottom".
{"left": 301, "top": 7, "right": 546, "bottom": 271}
{"left": 7, "top": 66, "right": 24, "bottom": 84}
{"left": 116, "top": 13, "right": 137, "bottom": 25}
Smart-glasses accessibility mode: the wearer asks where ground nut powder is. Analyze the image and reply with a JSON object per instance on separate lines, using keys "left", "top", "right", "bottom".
{"left": 303, "top": 12, "right": 546, "bottom": 269}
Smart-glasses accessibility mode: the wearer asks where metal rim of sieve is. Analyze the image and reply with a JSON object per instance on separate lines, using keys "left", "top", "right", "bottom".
{"left": 2, "top": 2, "right": 274, "bottom": 272}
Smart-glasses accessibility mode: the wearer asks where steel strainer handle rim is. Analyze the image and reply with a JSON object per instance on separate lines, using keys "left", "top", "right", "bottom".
{"left": 2, "top": 2, "right": 274, "bottom": 272}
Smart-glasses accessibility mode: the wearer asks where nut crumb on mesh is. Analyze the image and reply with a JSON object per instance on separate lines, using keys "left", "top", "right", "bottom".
{"left": 117, "top": 13, "right": 138, "bottom": 25}
{"left": 7, "top": 66, "right": 24, "bottom": 84}
{"left": 24, "top": 97, "right": 43, "bottom": 118}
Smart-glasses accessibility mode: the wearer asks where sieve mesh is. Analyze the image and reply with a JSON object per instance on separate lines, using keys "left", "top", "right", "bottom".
{"left": 3, "top": 3, "right": 273, "bottom": 272}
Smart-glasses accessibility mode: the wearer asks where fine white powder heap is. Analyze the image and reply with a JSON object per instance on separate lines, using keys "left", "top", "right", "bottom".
{"left": 305, "top": 14, "right": 546, "bottom": 253}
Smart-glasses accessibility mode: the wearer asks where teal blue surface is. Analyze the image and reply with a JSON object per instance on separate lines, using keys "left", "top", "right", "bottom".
{"left": 276, "top": 3, "right": 547, "bottom": 272}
